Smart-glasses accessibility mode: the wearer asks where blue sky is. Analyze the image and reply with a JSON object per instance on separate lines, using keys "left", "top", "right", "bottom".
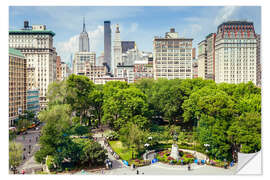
{"left": 9, "top": 6, "right": 261, "bottom": 64}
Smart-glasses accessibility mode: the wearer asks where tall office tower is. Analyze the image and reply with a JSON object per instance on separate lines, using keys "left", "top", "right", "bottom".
{"left": 79, "top": 17, "right": 90, "bottom": 52}
{"left": 56, "top": 56, "right": 62, "bottom": 81}
{"left": 9, "top": 48, "right": 27, "bottom": 126}
{"left": 153, "top": 28, "right": 193, "bottom": 80}
{"left": 256, "top": 34, "right": 261, "bottom": 87}
{"left": 113, "top": 24, "right": 122, "bottom": 75}
{"left": 9, "top": 21, "right": 57, "bottom": 110}
{"left": 104, "top": 21, "right": 112, "bottom": 72}
{"left": 198, "top": 40, "right": 207, "bottom": 79}
{"left": 215, "top": 21, "right": 257, "bottom": 84}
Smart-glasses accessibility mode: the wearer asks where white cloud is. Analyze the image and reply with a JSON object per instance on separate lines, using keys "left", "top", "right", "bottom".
{"left": 214, "top": 6, "right": 238, "bottom": 25}
{"left": 55, "top": 25, "right": 104, "bottom": 64}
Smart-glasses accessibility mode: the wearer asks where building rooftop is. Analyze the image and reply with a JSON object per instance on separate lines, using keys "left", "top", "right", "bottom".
{"left": 154, "top": 37, "right": 193, "bottom": 41}
{"left": 9, "top": 29, "right": 55, "bottom": 36}
{"left": 217, "top": 21, "right": 254, "bottom": 31}
{"left": 9, "top": 48, "right": 25, "bottom": 58}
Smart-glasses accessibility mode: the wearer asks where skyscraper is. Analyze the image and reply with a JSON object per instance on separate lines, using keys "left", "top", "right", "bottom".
{"left": 79, "top": 17, "right": 90, "bottom": 52}
{"left": 104, "top": 21, "right": 112, "bottom": 73}
{"left": 113, "top": 24, "right": 122, "bottom": 75}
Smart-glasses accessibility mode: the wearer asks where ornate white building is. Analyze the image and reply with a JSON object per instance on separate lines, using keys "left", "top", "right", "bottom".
{"left": 215, "top": 21, "right": 258, "bottom": 84}
{"left": 9, "top": 21, "right": 57, "bottom": 110}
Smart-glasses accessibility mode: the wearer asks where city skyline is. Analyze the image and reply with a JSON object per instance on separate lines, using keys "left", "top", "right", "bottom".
{"left": 9, "top": 6, "right": 261, "bottom": 66}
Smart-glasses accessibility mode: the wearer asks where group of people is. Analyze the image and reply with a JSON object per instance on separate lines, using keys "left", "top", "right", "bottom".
{"left": 105, "top": 159, "right": 113, "bottom": 169}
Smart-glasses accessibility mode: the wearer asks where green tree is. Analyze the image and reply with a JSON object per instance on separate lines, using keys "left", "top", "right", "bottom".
{"left": 119, "top": 123, "right": 146, "bottom": 158}
{"left": 89, "top": 85, "right": 104, "bottom": 127}
{"left": 47, "top": 80, "right": 68, "bottom": 106}
{"left": 66, "top": 74, "right": 95, "bottom": 124}
{"left": 102, "top": 86, "right": 149, "bottom": 130}
{"left": 228, "top": 112, "right": 261, "bottom": 153}
{"left": 183, "top": 87, "right": 237, "bottom": 160}
{"left": 9, "top": 141, "right": 23, "bottom": 174}
{"left": 74, "top": 139, "right": 107, "bottom": 167}
{"left": 35, "top": 104, "right": 73, "bottom": 163}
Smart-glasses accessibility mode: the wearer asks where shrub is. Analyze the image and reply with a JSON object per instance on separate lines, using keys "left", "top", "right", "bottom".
{"left": 107, "top": 131, "right": 119, "bottom": 140}
{"left": 184, "top": 153, "right": 194, "bottom": 159}
{"left": 178, "top": 150, "right": 184, "bottom": 157}
{"left": 46, "top": 155, "right": 55, "bottom": 171}
{"left": 167, "top": 156, "right": 175, "bottom": 161}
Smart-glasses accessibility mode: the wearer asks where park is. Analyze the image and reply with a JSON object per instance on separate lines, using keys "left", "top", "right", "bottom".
{"left": 9, "top": 75, "right": 261, "bottom": 174}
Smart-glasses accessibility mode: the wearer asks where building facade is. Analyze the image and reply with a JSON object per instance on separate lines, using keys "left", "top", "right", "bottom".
{"left": 104, "top": 21, "right": 112, "bottom": 72}
{"left": 73, "top": 51, "right": 96, "bottom": 75}
{"left": 215, "top": 21, "right": 257, "bottom": 84}
{"left": 60, "top": 62, "right": 72, "bottom": 81}
{"left": 85, "top": 61, "right": 107, "bottom": 82}
{"left": 116, "top": 65, "right": 135, "bottom": 83}
{"left": 56, "top": 56, "right": 62, "bottom": 81}
{"left": 134, "top": 60, "right": 154, "bottom": 82}
{"left": 9, "top": 48, "right": 27, "bottom": 126}
{"left": 153, "top": 28, "right": 193, "bottom": 80}
{"left": 197, "top": 40, "right": 207, "bottom": 79}
{"left": 26, "top": 89, "right": 40, "bottom": 115}
{"left": 256, "top": 34, "right": 261, "bottom": 87}
{"left": 206, "top": 33, "right": 216, "bottom": 80}
{"left": 9, "top": 21, "right": 57, "bottom": 110}
{"left": 192, "top": 59, "right": 198, "bottom": 78}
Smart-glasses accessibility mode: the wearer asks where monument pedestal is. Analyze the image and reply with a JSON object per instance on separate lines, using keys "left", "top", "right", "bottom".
{"left": 170, "top": 144, "right": 180, "bottom": 161}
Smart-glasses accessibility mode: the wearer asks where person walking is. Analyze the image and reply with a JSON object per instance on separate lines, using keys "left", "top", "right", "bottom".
{"left": 21, "top": 169, "right": 25, "bottom": 174}
{"left": 136, "top": 170, "right": 139, "bottom": 174}
{"left": 188, "top": 163, "right": 191, "bottom": 171}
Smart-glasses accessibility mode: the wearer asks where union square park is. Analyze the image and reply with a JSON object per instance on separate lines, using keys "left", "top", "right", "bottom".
{"left": 9, "top": 75, "right": 261, "bottom": 175}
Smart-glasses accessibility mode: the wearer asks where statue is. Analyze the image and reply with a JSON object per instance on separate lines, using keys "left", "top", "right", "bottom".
{"left": 170, "top": 130, "right": 180, "bottom": 161}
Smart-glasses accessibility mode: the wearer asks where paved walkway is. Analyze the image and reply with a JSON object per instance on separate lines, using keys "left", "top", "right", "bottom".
{"left": 93, "top": 131, "right": 125, "bottom": 170}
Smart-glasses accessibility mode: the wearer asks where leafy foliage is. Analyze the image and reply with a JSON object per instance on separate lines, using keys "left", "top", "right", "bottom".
{"left": 9, "top": 141, "right": 23, "bottom": 171}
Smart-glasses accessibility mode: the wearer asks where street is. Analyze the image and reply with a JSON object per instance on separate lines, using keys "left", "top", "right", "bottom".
{"left": 14, "top": 124, "right": 43, "bottom": 173}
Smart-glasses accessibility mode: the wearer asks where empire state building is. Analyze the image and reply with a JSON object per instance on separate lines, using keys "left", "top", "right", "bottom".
{"left": 79, "top": 17, "right": 90, "bottom": 52}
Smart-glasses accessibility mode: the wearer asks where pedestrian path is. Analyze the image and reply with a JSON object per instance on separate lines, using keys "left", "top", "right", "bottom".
{"left": 93, "top": 132, "right": 125, "bottom": 170}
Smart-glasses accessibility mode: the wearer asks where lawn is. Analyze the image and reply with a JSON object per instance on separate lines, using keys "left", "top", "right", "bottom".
{"left": 108, "top": 141, "right": 133, "bottom": 161}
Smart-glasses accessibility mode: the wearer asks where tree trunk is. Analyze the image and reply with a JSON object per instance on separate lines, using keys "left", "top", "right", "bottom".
{"left": 98, "top": 110, "right": 101, "bottom": 127}
{"left": 80, "top": 113, "right": 82, "bottom": 125}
